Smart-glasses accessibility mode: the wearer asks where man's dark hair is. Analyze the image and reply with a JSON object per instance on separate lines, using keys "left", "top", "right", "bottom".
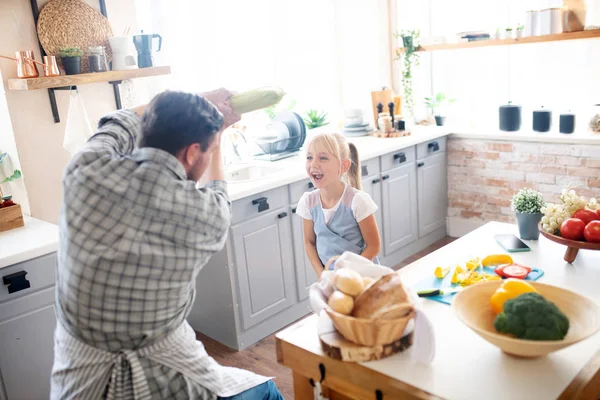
{"left": 139, "top": 91, "right": 224, "bottom": 155}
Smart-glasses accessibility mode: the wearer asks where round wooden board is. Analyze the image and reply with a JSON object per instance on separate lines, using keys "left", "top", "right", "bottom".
{"left": 538, "top": 223, "right": 600, "bottom": 263}
{"left": 317, "top": 312, "right": 413, "bottom": 362}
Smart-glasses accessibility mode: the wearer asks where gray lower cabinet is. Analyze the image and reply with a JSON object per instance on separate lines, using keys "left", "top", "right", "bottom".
{"left": 417, "top": 151, "right": 448, "bottom": 237}
{"left": 361, "top": 174, "right": 384, "bottom": 254}
{"left": 0, "top": 253, "right": 57, "bottom": 400}
{"left": 230, "top": 207, "right": 296, "bottom": 331}
{"left": 290, "top": 205, "right": 318, "bottom": 301}
{"left": 381, "top": 162, "right": 419, "bottom": 256}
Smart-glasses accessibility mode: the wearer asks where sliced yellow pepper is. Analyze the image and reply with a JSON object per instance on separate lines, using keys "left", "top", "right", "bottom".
{"left": 490, "top": 279, "right": 537, "bottom": 314}
{"left": 481, "top": 254, "right": 513, "bottom": 267}
{"left": 466, "top": 257, "right": 481, "bottom": 271}
{"left": 451, "top": 265, "right": 465, "bottom": 284}
{"left": 434, "top": 266, "right": 450, "bottom": 279}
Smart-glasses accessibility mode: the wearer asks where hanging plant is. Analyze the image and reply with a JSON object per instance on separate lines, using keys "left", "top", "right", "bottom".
{"left": 394, "top": 29, "right": 421, "bottom": 116}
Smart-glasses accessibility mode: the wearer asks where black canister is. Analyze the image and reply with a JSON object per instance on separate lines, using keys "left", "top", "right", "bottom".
{"left": 559, "top": 113, "right": 575, "bottom": 134}
{"left": 499, "top": 103, "right": 522, "bottom": 131}
{"left": 533, "top": 108, "right": 552, "bottom": 132}
{"left": 395, "top": 119, "right": 406, "bottom": 131}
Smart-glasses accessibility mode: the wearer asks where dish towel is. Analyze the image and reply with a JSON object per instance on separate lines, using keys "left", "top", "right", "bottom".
{"left": 63, "top": 88, "right": 94, "bottom": 157}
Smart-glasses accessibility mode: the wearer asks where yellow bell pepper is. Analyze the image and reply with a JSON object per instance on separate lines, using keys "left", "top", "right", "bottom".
{"left": 434, "top": 266, "right": 450, "bottom": 279}
{"left": 451, "top": 265, "right": 465, "bottom": 284}
{"left": 482, "top": 254, "right": 513, "bottom": 267}
{"left": 490, "top": 279, "right": 537, "bottom": 314}
{"left": 466, "top": 257, "right": 481, "bottom": 271}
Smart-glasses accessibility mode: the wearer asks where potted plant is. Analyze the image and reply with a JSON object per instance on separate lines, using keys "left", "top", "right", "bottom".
{"left": 424, "top": 92, "right": 456, "bottom": 126}
{"left": 511, "top": 188, "right": 546, "bottom": 240}
{"left": 394, "top": 29, "right": 421, "bottom": 117}
{"left": 0, "top": 153, "right": 24, "bottom": 232}
{"left": 516, "top": 24, "right": 525, "bottom": 38}
{"left": 303, "top": 109, "right": 329, "bottom": 132}
{"left": 58, "top": 47, "right": 83, "bottom": 75}
{"left": 505, "top": 27, "right": 514, "bottom": 39}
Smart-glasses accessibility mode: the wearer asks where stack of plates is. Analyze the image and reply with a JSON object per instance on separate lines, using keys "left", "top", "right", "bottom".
{"left": 342, "top": 122, "right": 372, "bottom": 137}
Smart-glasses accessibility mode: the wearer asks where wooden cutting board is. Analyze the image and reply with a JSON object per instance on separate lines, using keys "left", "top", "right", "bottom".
{"left": 317, "top": 312, "right": 413, "bottom": 362}
{"left": 370, "top": 88, "right": 395, "bottom": 128}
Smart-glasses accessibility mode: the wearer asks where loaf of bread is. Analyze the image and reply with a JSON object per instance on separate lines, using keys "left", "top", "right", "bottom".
{"left": 328, "top": 290, "right": 354, "bottom": 315}
{"left": 332, "top": 268, "right": 364, "bottom": 297}
{"left": 352, "top": 273, "right": 410, "bottom": 319}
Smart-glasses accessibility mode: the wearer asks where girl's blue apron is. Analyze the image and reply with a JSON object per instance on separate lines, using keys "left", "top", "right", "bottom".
{"left": 308, "top": 187, "right": 380, "bottom": 269}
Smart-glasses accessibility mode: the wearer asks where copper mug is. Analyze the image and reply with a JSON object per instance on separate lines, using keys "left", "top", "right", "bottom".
{"left": 25, "top": 56, "right": 60, "bottom": 77}
{"left": 0, "top": 51, "right": 40, "bottom": 78}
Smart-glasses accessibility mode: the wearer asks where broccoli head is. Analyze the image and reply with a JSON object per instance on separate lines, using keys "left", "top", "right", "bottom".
{"left": 493, "top": 292, "right": 569, "bottom": 341}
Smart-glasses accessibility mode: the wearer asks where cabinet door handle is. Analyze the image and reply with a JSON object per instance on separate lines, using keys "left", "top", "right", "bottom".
{"left": 3, "top": 271, "right": 31, "bottom": 294}
{"left": 308, "top": 182, "right": 314, "bottom": 189}
{"left": 278, "top": 212, "right": 288, "bottom": 219}
{"left": 361, "top": 165, "right": 369, "bottom": 176}
{"left": 292, "top": 207, "right": 297, "bottom": 214}
{"left": 393, "top": 152, "right": 407, "bottom": 164}
{"left": 252, "top": 197, "right": 270, "bottom": 212}
{"left": 372, "top": 178, "right": 381, "bottom": 184}
{"left": 417, "top": 162, "right": 425, "bottom": 167}
{"left": 428, "top": 141, "right": 440, "bottom": 152}
{"left": 381, "top": 175, "right": 390, "bottom": 180}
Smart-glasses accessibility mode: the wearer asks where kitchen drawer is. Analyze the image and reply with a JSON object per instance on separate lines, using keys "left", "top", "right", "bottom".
{"left": 289, "top": 179, "right": 314, "bottom": 205}
{"left": 381, "top": 146, "right": 416, "bottom": 172}
{"left": 0, "top": 252, "right": 56, "bottom": 304}
{"left": 232, "top": 187, "right": 289, "bottom": 225}
{"left": 360, "top": 157, "right": 380, "bottom": 178}
{"left": 417, "top": 137, "right": 447, "bottom": 159}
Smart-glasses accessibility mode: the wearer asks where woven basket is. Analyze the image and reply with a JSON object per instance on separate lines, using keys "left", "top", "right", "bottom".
{"left": 325, "top": 303, "right": 415, "bottom": 346}
{"left": 37, "top": 0, "right": 113, "bottom": 73}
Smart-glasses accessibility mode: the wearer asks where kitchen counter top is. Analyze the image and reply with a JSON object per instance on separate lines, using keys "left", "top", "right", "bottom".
{"left": 452, "top": 128, "right": 600, "bottom": 145}
{"left": 225, "top": 126, "right": 451, "bottom": 201}
{"left": 276, "top": 221, "right": 600, "bottom": 399}
{"left": 0, "top": 216, "right": 59, "bottom": 269}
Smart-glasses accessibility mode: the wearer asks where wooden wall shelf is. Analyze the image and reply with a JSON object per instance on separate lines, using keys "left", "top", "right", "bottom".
{"left": 8, "top": 66, "right": 171, "bottom": 91}
{"left": 396, "top": 30, "right": 600, "bottom": 54}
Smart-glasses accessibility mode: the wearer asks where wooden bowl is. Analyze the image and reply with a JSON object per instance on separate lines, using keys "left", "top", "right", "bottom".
{"left": 539, "top": 223, "right": 600, "bottom": 263}
{"left": 453, "top": 280, "right": 600, "bottom": 358}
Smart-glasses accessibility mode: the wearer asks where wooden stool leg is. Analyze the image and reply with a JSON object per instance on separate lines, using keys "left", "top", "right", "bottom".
{"left": 564, "top": 247, "right": 579, "bottom": 263}
{"left": 293, "top": 371, "right": 314, "bottom": 399}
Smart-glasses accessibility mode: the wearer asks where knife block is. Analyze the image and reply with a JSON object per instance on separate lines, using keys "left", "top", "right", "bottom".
{"left": 0, "top": 203, "right": 25, "bottom": 233}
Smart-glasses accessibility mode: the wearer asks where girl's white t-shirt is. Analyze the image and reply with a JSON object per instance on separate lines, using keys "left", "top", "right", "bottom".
{"left": 296, "top": 185, "right": 378, "bottom": 225}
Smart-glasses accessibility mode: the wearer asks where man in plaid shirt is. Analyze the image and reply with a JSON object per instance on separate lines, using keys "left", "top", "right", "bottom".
{"left": 51, "top": 89, "right": 284, "bottom": 399}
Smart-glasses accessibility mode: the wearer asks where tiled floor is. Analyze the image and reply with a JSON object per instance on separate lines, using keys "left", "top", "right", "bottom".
{"left": 196, "top": 236, "right": 457, "bottom": 399}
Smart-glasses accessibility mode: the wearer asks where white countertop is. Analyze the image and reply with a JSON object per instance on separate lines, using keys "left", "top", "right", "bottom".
{"left": 0, "top": 217, "right": 59, "bottom": 269}
{"left": 376, "top": 221, "right": 600, "bottom": 400}
{"left": 226, "top": 126, "right": 452, "bottom": 201}
{"left": 453, "top": 128, "right": 600, "bottom": 145}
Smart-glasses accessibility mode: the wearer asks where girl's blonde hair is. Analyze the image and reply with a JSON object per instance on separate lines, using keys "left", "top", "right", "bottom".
{"left": 307, "top": 132, "right": 362, "bottom": 190}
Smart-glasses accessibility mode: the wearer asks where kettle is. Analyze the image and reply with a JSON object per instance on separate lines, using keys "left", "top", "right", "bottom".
{"left": 0, "top": 51, "right": 40, "bottom": 78}
{"left": 132, "top": 31, "right": 163, "bottom": 68}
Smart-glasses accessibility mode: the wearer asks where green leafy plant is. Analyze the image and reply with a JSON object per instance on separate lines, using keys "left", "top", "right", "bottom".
{"left": 511, "top": 188, "right": 546, "bottom": 214}
{"left": 303, "top": 109, "right": 329, "bottom": 129}
{"left": 424, "top": 92, "right": 456, "bottom": 116}
{"left": 517, "top": 24, "right": 525, "bottom": 31}
{"left": 394, "top": 29, "right": 421, "bottom": 116}
{"left": 0, "top": 153, "right": 22, "bottom": 199}
{"left": 264, "top": 98, "right": 296, "bottom": 119}
{"left": 58, "top": 47, "right": 83, "bottom": 58}
{"left": 505, "top": 27, "right": 513, "bottom": 32}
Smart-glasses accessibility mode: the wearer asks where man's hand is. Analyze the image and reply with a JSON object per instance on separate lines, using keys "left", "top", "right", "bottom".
{"left": 201, "top": 88, "right": 241, "bottom": 130}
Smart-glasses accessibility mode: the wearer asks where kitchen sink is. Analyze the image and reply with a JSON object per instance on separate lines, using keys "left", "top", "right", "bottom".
{"left": 225, "top": 164, "right": 283, "bottom": 183}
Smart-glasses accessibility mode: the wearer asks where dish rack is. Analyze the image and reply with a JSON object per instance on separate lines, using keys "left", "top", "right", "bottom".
{"left": 254, "top": 135, "right": 303, "bottom": 161}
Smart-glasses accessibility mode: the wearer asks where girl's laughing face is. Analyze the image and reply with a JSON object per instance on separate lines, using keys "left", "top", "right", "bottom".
{"left": 306, "top": 148, "right": 342, "bottom": 189}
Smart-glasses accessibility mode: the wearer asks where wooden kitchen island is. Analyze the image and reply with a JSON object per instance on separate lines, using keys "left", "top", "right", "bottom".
{"left": 276, "top": 222, "right": 600, "bottom": 400}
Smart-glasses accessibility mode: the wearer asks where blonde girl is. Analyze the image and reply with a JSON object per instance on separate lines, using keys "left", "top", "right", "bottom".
{"left": 295, "top": 133, "right": 381, "bottom": 277}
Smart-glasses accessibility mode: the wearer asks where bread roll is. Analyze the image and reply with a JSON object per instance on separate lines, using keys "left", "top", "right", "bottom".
{"left": 332, "top": 268, "right": 364, "bottom": 296}
{"left": 328, "top": 290, "right": 354, "bottom": 315}
{"left": 352, "top": 273, "right": 410, "bottom": 319}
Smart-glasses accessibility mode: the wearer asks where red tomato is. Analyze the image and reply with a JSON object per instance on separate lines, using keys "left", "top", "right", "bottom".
{"left": 572, "top": 209, "right": 600, "bottom": 225}
{"left": 598, "top": 209, "right": 600, "bottom": 219}
{"left": 560, "top": 218, "right": 586, "bottom": 241}
{"left": 495, "top": 263, "right": 531, "bottom": 279}
{"left": 583, "top": 221, "right": 600, "bottom": 243}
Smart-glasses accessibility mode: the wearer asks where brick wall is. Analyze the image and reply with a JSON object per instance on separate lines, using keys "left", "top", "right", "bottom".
{"left": 447, "top": 138, "right": 600, "bottom": 225}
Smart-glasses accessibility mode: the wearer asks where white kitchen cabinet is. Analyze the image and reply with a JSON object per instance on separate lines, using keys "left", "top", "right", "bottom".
{"left": 0, "top": 253, "right": 57, "bottom": 400}
{"left": 381, "top": 162, "right": 419, "bottom": 256}
{"left": 417, "top": 151, "right": 448, "bottom": 237}
{"left": 290, "top": 204, "right": 318, "bottom": 301}
{"left": 231, "top": 207, "right": 296, "bottom": 330}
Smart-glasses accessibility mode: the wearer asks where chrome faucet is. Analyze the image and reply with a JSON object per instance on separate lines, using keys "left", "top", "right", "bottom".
{"left": 222, "top": 128, "right": 248, "bottom": 168}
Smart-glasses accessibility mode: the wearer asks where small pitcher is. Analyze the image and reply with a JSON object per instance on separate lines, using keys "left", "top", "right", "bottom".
{"left": 0, "top": 51, "right": 39, "bottom": 78}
